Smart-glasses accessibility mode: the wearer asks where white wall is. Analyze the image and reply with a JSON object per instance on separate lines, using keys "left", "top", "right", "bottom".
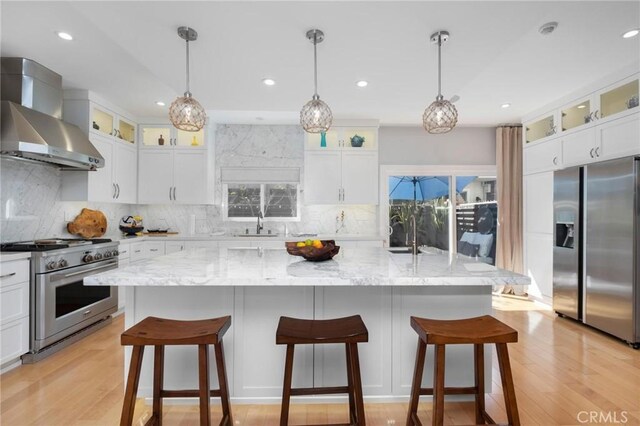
{"left": 379, "top": 126, "right": 496, "bottom": 165}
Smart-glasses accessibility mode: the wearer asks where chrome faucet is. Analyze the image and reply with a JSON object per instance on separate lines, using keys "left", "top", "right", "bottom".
{"left": 256, "top": 211, "right": 264, "bottom": 235}
{"left": 409, "top": 214, "right": 419, "bottom": 255}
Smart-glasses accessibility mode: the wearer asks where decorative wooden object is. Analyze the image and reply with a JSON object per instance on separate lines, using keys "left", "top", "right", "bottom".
{"left": 66, "top": 208, "right": 107, "bottom": 238}
{"left": 285, "top": 240, "right": 340, "bottom": 261}
{"left": 119, "top": 316, "right": 233, "bottom": 426}
{"left": 276, "top": 315, "right": 368, "bottom": 426}
{"left": 406, "top": 315, "right": 520, "bottom": 426}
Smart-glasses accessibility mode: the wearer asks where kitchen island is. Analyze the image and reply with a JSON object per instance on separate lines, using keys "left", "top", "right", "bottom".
{"left": 85, "top": 247, "right": 529, "bottom": 403}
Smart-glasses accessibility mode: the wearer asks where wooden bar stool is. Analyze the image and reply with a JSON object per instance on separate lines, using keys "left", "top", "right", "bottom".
{"left": 120, "top": 316, "right": 233, "bottom": 426}
{"left": 276, "top": 315, "right": 369, "bottom": 426}
{"left": 406, "top": 315, "right": 520, "bottom": 426}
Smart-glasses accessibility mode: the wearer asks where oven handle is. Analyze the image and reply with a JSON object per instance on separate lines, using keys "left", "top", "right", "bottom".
{"left": 48, "top": 260, "right": 118, "bottom": 282}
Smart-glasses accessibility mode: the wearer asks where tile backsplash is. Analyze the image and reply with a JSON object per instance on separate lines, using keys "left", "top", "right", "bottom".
{"left": 1, "top": 124, "right": 379, "bottom": 242}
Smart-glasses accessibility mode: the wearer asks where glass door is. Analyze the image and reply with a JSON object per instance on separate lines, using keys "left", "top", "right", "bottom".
{"left": 140, "top": 125, "right": 173, "bottom": 147}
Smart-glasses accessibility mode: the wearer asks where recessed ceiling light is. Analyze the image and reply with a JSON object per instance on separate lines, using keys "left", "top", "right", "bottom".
{"left": 356, "top": 80, "right": 368, "bottom": 87}
{"left": 155, "top": 101, "right": 166, "bottom": 106}
{"left": 577, "top": 104, "right": 586, "bottom": 109}
{"left": 501, "top": 103, "right": 511, "bottom": 109}
{"left": 262, "top": 78, "right": 276, "bottom": 86}
{"left": 622, "top": 29, "right": 639, "bottom": 39}
{"left": 538, "top": 22, "right": 558, "bottom": 36}
{"left": 57, "top": 32, "right": 73, "bottom": 41}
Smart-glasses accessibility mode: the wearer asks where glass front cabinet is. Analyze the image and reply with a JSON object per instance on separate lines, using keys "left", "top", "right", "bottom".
{"left": 139, "top": 124, "right": 205, "bottom": 149}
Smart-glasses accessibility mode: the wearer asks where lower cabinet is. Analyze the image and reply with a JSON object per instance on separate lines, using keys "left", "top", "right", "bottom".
{"left": 0, "top": 258, "right": 30, "bottom": 367}
{"left": 524, "top": 233, "right": 554, "bottom": 300}
{"left": 165, "top": 241, "right": 186, "bottom": 254}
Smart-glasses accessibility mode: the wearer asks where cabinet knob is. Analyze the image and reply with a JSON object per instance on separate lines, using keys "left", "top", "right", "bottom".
{"left": 595, "top": 147, "right": 600, "bottom": 157}
{"left": 589, "top": 148, "right": 595, "bottom": 158}
{"left": 553, "top": 156, "right": 558, "bottom": 165}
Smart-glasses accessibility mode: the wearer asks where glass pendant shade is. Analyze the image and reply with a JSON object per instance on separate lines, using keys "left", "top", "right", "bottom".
{"left": 423, "top": 30, "right": 458, "bottom": 134}
{"left": 300, "top": 29, "right": 332, "bottom": 134}
{"left": 423, "top": 96, "right": 458, "bottom": 134}
{"left": 170, "top": 26, "right": 206, "bottom": 132}
{"left": 169, "top": 95, "right": 207, "bottom": 132}
{"left": 300, "top": 96, "right": 333, "bottom": 133}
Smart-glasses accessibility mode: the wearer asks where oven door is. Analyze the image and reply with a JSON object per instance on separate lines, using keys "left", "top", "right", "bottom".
{"left": 35, "top": 259, "right": 118, "bottom": 348}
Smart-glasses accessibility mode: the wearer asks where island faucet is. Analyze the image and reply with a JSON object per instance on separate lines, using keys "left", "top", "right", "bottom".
{"left": 410, "top": 214, "right": 419, "bottom": 255}
{"left": 256, "top": 211, "right": 264, "bottom": 235}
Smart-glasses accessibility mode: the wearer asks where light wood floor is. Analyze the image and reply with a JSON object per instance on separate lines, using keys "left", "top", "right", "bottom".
{"left": 1, "top": 296, "right": 639, "bottom": 425}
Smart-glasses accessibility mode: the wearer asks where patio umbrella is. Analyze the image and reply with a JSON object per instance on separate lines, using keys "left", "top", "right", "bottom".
{"left": 389, "top": 176, "right": 477, "bottom": 202}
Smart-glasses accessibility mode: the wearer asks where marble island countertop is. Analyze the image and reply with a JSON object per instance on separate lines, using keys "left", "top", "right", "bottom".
{"left": 85, "top": 247, "right": 530, "bottom": 287}
{"left": 113, "top": 233, "right": 385, "bottom": 243}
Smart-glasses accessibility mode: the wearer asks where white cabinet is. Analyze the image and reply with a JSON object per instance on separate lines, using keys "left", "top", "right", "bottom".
{"left": 524, "top": 233, "right": 553, "bottom": 299}
{"left": 139, "top": 124, "right": 205, "bottom": 149}
{"left": 523, "top": 137, "right": 561, "bottom": 175}
{"left": 0, "top": 258, "right": 30, "bottom": 367}
{"left": 596, "top": 113, "right": 640, "bottom": 161}
{"left": 185, "top": 241, "right": 218, "bottom": 249}
{"left": 304, "top": 151, "right": 379, "bottom": 204}
{"left": 138, "top": 149, "right": 212, "bottom": 205}
{"left": 561, "top": 127, "right": 597, "bottom": 167}
{"left": 165, "top": 241, "right": 186, "bottom": 254}
{"left": 524, "top": 172, "right": 554, "bottom": 235}
{"left": 113, "top": 143, "right": 138, "bottom": 203}
{"left": 129, "top": 242, "right": 147, "bottom": 263}
{"left": 305, "top": 126, "right": 378, "bottom": 150}
{"left": 145, "top": 241, "right": 165, "bottom": 258}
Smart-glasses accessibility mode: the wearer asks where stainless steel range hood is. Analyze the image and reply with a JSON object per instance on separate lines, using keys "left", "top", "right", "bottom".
{"left": 1, "top": 58, "right": 104, "bottom": 170}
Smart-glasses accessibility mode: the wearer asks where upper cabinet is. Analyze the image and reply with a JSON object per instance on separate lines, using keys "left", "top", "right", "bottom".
{"left": 523, "top": 70, "right": 640, "bottom": 175}
{"left": 524, "top": 73, "right": 639, "bottom": 146}
{"left": 305, "top": 124, "right": 378, "bottom": 151}
{"left": 63, "top": 90, "right": 137, "bottom": 145}
{"left": 137, "top": 124, "right": 214, "bottom": 205}
{"left": 61, "top": 91, "right": 138, "bottom": 203}
{"left": 139, "top": 124, "right": 205, "bottom": 149}
{"left": 303, "top": 121, "right": 379, "bottom": 205}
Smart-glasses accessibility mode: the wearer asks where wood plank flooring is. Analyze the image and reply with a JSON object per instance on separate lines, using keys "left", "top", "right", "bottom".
{"left": 1, "top": 296, "right": 639, "bottom": 425}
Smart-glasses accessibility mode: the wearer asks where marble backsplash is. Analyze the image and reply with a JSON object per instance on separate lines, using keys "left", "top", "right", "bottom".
{"left": 0, "top": 125, "right": 379, "bottom": 242}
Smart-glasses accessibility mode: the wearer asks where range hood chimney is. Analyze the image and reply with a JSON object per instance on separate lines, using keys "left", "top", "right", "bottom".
{"left": 1, "top": 58, "right": 104, "bottom": 170}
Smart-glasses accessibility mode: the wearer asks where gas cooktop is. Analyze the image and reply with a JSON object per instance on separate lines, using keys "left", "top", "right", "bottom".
{"left": 0, "top": 238, "right": 113, "bottom": 252}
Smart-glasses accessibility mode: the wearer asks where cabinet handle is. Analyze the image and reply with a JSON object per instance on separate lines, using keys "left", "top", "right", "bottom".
{"left": 589, "top": 148, "right": 594, "bottom": 158}
{"left": 553, "top": 156, "right": 558, "bottom": 165}
{"left": 150, "top": 249, "right": 158, "bottom": 252}
{"left": 173, "top": 187, "right": 177, "bottom": 201}
{"left": 112, "top": 183, "right": 117, "bottom": 199}
{"left": 595, "top": 147, "right": 600, "bottom": 157}
{"left": 0, "top": 272, "right": 16, "bottom": 279}
{"left": 594, "top": 109, "right": 600, "bottom": 120}
{"left": 116, "top": 183, "right": 120, "bottom": 199}
{"left": 134, "top": 250, "right": 141, "bottom": 253}
{"left": 169, "top": 187, "right": 173, "bottom": 200}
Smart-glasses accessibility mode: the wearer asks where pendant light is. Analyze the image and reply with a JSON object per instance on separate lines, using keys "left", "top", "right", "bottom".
{"left": 423, "top": 30, "right": 458, "bottom": 134}
{"left": 169, "top": 26, "right": 207, "bottom": 132}
{"left": 300, "top": 29, "right": 333, "bottom": 133}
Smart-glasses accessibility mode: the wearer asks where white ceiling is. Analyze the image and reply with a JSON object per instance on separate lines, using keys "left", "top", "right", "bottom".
{"left": 2, "top": 1, "right": 639, "bottom": 126}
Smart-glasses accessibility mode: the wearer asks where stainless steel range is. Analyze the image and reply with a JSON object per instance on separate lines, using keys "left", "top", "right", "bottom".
{"left": 0, "top": 238, "right": 119, "bottom": 362}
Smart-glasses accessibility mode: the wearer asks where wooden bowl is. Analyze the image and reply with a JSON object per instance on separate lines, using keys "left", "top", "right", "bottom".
{"left": 285, "top": 240, "right": 340, "bottom": 262}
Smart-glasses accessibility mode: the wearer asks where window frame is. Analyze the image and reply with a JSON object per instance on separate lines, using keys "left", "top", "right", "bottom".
{"left": 222, "top": 182, "right": 301, "bottom": 222}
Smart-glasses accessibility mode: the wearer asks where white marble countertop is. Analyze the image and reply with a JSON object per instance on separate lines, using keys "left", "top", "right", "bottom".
{"left": 85, "top": 247, "right": 530, "bottom": 287}
{"left": 114, "top": 234, "right": 385, "bottom": 244}
{"left": 0, "top": 252, "right": 32, "bottom": 262}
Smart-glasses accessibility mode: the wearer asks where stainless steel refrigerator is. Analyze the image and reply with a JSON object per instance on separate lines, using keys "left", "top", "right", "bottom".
{"left": 553, "top": 156, "right": 639, "bottom": 348}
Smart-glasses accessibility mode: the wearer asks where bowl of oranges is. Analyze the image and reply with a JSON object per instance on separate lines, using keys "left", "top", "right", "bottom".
{"left": 285, "top": 239, "right": 340, "bottom": 262}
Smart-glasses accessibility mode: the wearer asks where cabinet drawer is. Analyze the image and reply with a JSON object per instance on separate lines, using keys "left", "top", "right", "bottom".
{"left": 0, "top": 281, "right": 29, "bottom": 325}
{"left": 129, "top": 242, "right": 147, "bottom": 263}
{"left": 165, "top": 241, "right": 185, "bottom": 254}
{"left": 1, "top": 317, "right": 29, "bottom": 365}
{"left": 0, "top": 259, "right": 29, "bottom": 288}
{"left": 145, "top": 241, "right": 165, "bottom": 258}
{"left": 118, "top": 244, "right": 131, "bottom": 261}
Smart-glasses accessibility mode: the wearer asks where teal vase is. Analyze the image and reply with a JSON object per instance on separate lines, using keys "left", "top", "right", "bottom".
{"left": 320, "top": 132, "right": 327, "bottom": 148}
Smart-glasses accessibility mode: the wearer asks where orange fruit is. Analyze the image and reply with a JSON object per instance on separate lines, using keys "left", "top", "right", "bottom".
{"left": 312, "top": 240, "right": 323, "bottom": 249}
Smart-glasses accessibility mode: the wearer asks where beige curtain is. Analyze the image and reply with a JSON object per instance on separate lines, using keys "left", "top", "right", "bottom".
{"left": 495, "top": 126, "right": 523, "bottom": 275}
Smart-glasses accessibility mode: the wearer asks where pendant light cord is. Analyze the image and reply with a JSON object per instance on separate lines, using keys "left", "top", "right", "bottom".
{"left": 313, "top": 31, "right": 318, "bottom": 99}
{"left": 437, "top": 34, "right": 442, "bottom": 100}
{"left": 185, "top": 39, "right": 191, "bottom": 96}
